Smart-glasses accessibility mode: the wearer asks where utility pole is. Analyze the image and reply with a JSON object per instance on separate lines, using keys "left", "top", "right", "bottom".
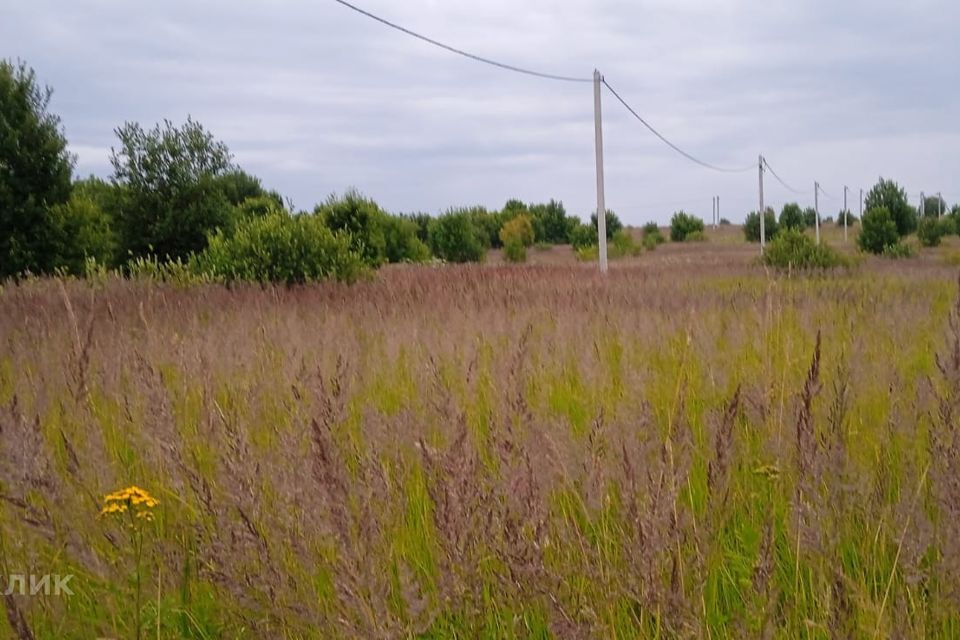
{"left": 593, "top": 69, "right": 607, "bottom": 274}
{"left": 712, "top": 196, "right": 716, "bottom": 228}
{"left": 716, "top": 196, "right": 720, "bottom": 228}
{"left": 920, "top": 191, "right": 925, "bottom": 218}
{"left": 758, "top": 155, "right": 765, "bottom": 254}
{"left": 860, "top": 188, "right": 864, "bottom": 219}
{"left": 843, "top": 185, "right": 848, "bottom": 242}
{"left": 814, "top": 181, "right": 821, "bottom": 246}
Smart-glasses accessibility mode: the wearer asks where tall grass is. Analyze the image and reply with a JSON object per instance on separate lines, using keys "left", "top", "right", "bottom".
{"left": 1, "top": 260, "right": 959, "bottom": 638}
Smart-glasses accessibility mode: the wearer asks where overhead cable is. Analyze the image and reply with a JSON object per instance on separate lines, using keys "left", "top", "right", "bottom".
{"left": 331, "top": 0, "right": 592, "bottom": 83}
{"left": 601, "top": 78, "right": 755, "bottom": 174}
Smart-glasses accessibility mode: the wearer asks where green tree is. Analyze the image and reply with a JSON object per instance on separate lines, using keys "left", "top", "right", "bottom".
{"left": 428, "top": 210, "right": 486, "bottom": 263}
{"left": 922, "top": 194, "right": 948, "bottom": 218}
{"left": 48, "top": 193, "right": 116, "bottom": 274}
{"left": 917, "top": 217, "right": 949, "bottom": 247}
{"left": 528, "top": 200, "right": 573, "bottom": 244}
{"left": 590, "top": 210, "right": 623, "bottom": 239}
{"left": 858, "top": 207, "right": 900, "bottom": 254}
{"left": 671, "top": 211, "right": 705, "bottom": 242}
{"left": 569, "top": 222, "right": 595, "bottom": 250}
{"left": 110, "top": 117, "right": 235, "bottom": 261}
{"left": 315, "top": 190, "right": 387, "bottom": 267}
{"left": 215, "top": 169, "right": 282, "bottom": 208}
{"left": 744, "top": 208, "right": 778, "bottom": 242}
{"left": 195, "top": 211, "right": 366, "bottom": 284}
{"left": 499, "top": 214, "right": 535, "bottom": 248}
{"left": 0, "top": 59, "right": 74, "bottom": 277}
{"left": 382, "top": 214, "right": 431, "bottom": 263}
{"left": 864, "top": 178, "right": 916, "bottom": 236}
{"left": 779, "top": 203, "right": 805, "bottom": 230}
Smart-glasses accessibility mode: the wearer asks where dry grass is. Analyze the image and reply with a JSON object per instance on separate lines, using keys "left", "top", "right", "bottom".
{"left": 1, "top": 242, "right": 959, "bottom": 638}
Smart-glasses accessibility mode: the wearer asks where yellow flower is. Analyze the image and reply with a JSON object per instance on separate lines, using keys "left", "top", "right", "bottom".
{"left": 100, "top": 485, "right": 160, "bottom": 519}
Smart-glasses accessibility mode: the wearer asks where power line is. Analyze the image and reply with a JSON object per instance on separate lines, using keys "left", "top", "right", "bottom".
{"left": 331, "top": 0, "right": 592, "bottom": 83}
{"left": 817, "top": 184, "right": 835, "bottom": 200}
{"left": 762, "top": 158, "right": 809, "bottom": 195}
{"left": 601, "top": 78, "right": 754, "bottom": 174}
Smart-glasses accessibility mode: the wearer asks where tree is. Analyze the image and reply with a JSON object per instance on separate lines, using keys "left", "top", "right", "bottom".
{"left": 528, "top": 200, "right": 574, "bottom": 244}
{"left": 110, "top": 117, "right": 235, "bottom": 261}
{"left": 0, "top": 59, "right": 74, "bottom": 276}
{"left": 215, "top": 169, "right": 282, "bottom": 209}
{"left": 382, "top": 214, "right": 430, "bottom": 263}
{"left": 779, "top": 203, "right": 805, "bottom": 230}
{"left": 569, "top": 222, "right": 595, "bottom": 250}
{"left": 922, "top": 194, "right": 948, "bottom": 218}
{"left": 428, "top": 211, "right": 486, "bottom": 263}
{"left": 864, "top": 178, "right": 916, "bottom": 236}
{"left": 802, "top": 207, "right": 818, "bottom": 228}
{"left": 858, "top": 207, "right": 900, "bottom": 254}
{"left": 315, "top": 190, "right": 387, "bottom": 267}
{"left": 917, "top": 217, "right": 949, "bottom": 247}
{"left": 671, "top": 211, "right": 705, "bottom": 242}
{"left": 743, "top": 208, "right": 778, "bottom": 242}
{"left": 590, "top": 210, "right": 623, "bottom": 239}
{"left": 836, "top": 209, "right": 857, "bottom": 225}
{"left": 499, "top": 214, "right": 535, "bottom": 248}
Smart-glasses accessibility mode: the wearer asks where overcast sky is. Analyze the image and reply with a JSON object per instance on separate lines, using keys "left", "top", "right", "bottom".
{"left": 3, "top": 0, "right": 958, "bottom": 224}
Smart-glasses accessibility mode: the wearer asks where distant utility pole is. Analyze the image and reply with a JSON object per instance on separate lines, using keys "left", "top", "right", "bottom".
{"left": 716, "top": 196, "right": 720, "bottom": 228}
{"left": 593, "top": 69, "right": 608, "bottom": 274}
{"left": 758, "top": 155, "right": 766, "bottom": 254}
{"left": 843, "top": 185, "right": 848, "bottom": 242}
{"left": 920, "top": 191, "right": 925, "bottom": 218}
{"left": 814, "top": 181, "right": 821, "bottom": 246}
{"left": 860, "top": 188, "right": 864, "bottom": 219}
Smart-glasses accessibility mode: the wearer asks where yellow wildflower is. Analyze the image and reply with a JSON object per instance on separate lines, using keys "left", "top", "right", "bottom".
{"left": 100, "top": 485, "right": 160, "bottom": 520}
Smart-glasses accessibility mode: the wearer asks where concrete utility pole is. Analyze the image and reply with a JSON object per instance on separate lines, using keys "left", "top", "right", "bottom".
{"left": 843, "top": 185, "right": 848, "bottom": 242}
{"left": 920, "top": 192, "right": 925, "bottom": 218}
{"left": 716, "top": 196, "right": 720, "bottom": 228}
{"left": 860, "top": 188, "right": 864, "bottom": 219}
{"left": 814, "top": 182, "right": 821, "bottom": 246}
{"left": 593, "top": 69, "right": 608, "bottom": 274}
{"left": 758, "top": 155, "right": 766, "bottom": 254}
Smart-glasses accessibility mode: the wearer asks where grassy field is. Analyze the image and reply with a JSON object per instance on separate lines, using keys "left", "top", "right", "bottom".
{"left": 3, "top": 226, "right": 960, "bottom": 638}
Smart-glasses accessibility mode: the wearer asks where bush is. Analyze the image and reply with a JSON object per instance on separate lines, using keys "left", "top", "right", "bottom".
{"left": 315, "top": 190, "right": 387, "bottom": 267}
{"left": 195, "top": 212, "right": 367, "bottom": 284}
{"left": 865, "top": 178, "right": 916, "bottom": 236}
{"left": 762, "top": 229, "right": 848, "bottom": 270}
{"left": 236, "top": 195, "right": 284, "bottom": 219}
{"left": 428, "top": 211, "right": 486, "bottom": 263}
{"left": 802, "top": 208, "right": 819, "bottom": 228}
{"left": 382, "top": 215, "right": 431, "bottom": 263}
{"left": 779, "top": 203, "right": 805, "bottom": 230}
{"left": 642, "top": 222, "right": 665, "bottom": 245}
{"left": 503, "top": 237, "right": 527, "bottom": 263}
{"left": 569, "top": 222, "right": 596, "bottom": 250}
{"left": 744, "top": 208, "right": 778, "bottom": 242}
{"left": 836, "top": 210, "right": 857, "bottom": 226}
{"left": 48, "top": 194, "right": 117, "bottom": 275}
{"left": 858, "top": 207, "right": 900, "bottom": 254}
{"left": 611, "top": 230, "right": 642, "bottom": 257}
{"left": 917, "top": 217, "right": 949, "bottom": 248}
{"left": 686, "top": 230, "right": 707, "bottom": 242}
{"left": 882, "top": 242, "right": 915, "bottom": 259}
{"left": 670, "top": 211, "right": 705, "bottom": 242}
{"left": 590, "top": 210, "right": 623, "bottom": 240}
{"left": 719, "top": 218, "right": 731, "bottom": 225}
{"left": 528, "top": 200, "right": 574, "bottom": 244}
{"left": 499, "top": 214, "right": 535, "bottom": 248}
{"left": 642, "top": 234, "right": 660, "bottom": 251}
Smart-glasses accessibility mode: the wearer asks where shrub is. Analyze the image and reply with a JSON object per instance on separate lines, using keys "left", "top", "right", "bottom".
{"left": 315, "top": 190, "right": 387, "bottom": 267}
{"left": 195, "top": 212, "right": 367, "bottom": 284}
{"left": 802, "top": 208, "right": 819, "bottom": 228}
{"left": 48, "top": 194, "right": 117, "bottom": 275}
{"left": 428, "top": 211, "right": 486, "bottom": 263}
{"left": 719, "top": 218, "right": 731, "bottom": 225}
{"left": 670, "top": 211, "right": 705, "bottom": 242}
{"left": 569, "top": 222, "right": 596, "bottom": 250}
{"left": 382, "top": 215, "right": 431, "bottom": 263}
{"left": 917, "top": 217, "right": 949, "bottom": 248}
{"left": 590, "top": 210, "right": 623, "bottom": 239}
{"left": 611, "top": 230, "right": 642, "bottom": 257}
{"left": 882, "top": 242, "right": 915, "bottom": 259}
{"left": 744, "top": 208, "right": 778, "bottom": 242}
{"left": 236, "top": 195, "right": 285, "bottom": 219}
{"left": 858, "top": 207, "right": 900, "bottom": 254}
{"left": 642, "top": 234, "right": 660, "bottom": 251}
{"left": 762, "top": 229, "right": 848, "bottom": 270}
{"left": 685, "top": 230, "right": 707, "bottom": 242}
{"left": 499, "top": 214, "right": 535, "bottom": 248}
{"left": 779, "top": 203, "right": 805, "bottom": 230}
{"left": 642, "top": 222, "right": 665, "bottom": 245}
{"left": 528, "top": 200, "right": 574, "bottom": 244}
{"left": 864, "top": 178, "right": 916, "bottom": 236}
{"left": 836, "top": 210, "right": 857, "bottom": 226}
{"left": 503, "top": 237, "right": 527, "bottom": 263}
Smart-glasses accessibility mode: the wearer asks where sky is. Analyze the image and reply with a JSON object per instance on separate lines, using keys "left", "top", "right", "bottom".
{"left": 3, "top": 0, "right": 958, "bottom": 225}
